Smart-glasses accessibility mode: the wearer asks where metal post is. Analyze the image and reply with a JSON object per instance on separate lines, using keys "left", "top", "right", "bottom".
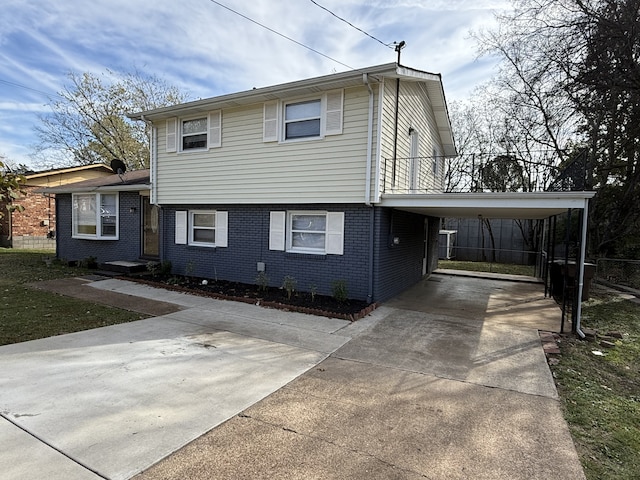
{"left": 574, "top": 199, "right": 590, "bottom": 337}
{"left": 561, "top": 209, "right": 572, "bottom": 333}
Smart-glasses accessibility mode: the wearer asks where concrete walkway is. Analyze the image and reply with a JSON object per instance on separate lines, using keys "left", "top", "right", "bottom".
{"left": 0, "top": 274, "right": 585, "bottom": 479}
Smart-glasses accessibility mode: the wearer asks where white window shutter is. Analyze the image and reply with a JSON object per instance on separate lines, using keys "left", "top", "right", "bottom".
{"left": 175, "top": 211, "right": 187, "bottom": 244}
{"left": 263, "top": 102, "right": 278, "bottom": 142}
{"left": 325, "top": 212, "right": 344, "bottom": 255}
{"left": 325, "top": 90, "right": 343, "bottom": 136}
{"left": 269, "top": 211, "right": 286, "bottom": 251}
{"left": 216, "top": 211, "right": 228, "bottom": 247}
{"left": 208, "top": 111, "right": 222, "bottom": 148}
{"left": 166, "top": 118, "right": 177, "bottom": 152}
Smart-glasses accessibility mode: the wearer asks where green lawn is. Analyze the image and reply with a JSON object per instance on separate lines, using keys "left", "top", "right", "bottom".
{"left": 438, "top": 259, "right": 536, "bottom": 276}
{"left": 550, "top": 291, "right": 640, "bottom": 480}
{"left": 0, "top": 249, "right": 147, "bottom": 345}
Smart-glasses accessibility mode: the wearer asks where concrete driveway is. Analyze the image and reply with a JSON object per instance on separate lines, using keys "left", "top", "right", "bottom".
{"left": 0, "top": 279, "right": 367, "bottom": 480}
{"left": 0, "top": 274, "right": 585, "bottom": 479}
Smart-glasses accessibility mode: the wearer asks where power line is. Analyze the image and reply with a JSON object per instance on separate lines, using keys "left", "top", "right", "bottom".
{"left": 0, "top": 79, "right": 60, "bottom": 99}
{"left": 207, "top": 0, "right": 354, "bottom": 70}
{"left": 308, "top": 0, "right": 393, "bottom": 49}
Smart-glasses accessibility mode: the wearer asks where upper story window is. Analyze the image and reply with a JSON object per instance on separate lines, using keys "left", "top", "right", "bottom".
{"left": 182, "top": 118, "right": 207, "bottom": 150}
{"left": 165, "top": 111, "right": 222, "bottom": 153}
{"left": 72, "top": 193, "right": 118, "bottom": 240}
{"left": 263, "top": 90, "right": 343, "bottom": 143}
{"left": 284, "top": 99, "right": 321, "bottom": 140}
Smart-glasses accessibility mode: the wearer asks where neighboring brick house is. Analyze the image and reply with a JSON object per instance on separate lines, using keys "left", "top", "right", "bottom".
{"left": 1, "top": 164, "right": 113, "bottom": 249}
{"left": 44, "top": 63, "right": 594, "bottom": 308}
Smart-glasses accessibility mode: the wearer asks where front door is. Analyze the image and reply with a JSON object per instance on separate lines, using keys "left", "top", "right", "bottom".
{"left": 142, "top": 196, "right": 160, "bottom": 258}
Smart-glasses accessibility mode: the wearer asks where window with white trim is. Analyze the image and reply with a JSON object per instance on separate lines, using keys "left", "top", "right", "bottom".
{"left": 182, "top": 117, "right": 207, "bottom": 150}
{"left": 72, "top": 193, "right": 119, "bottom": 239}
{"left": 269, "top": 211, "right": 344, "bottom": 255}
{"left": 285, "top": 99, "right": 321, "bottom": 140}
{"left": 176, "top": 210, "right": 228, "bottom": 247}
{"left": 263, "top": 90, "right": 343, "bottom": 143}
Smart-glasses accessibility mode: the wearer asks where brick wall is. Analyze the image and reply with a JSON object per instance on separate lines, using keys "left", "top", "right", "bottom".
{"left": 373, "top": 208, "right": 437, "bottom": 302}
{"left": 2, "top": 187, "right": 57, "bottom": 248}
{"left": 163, "top": 204, "right": 372, "bottom": 301}
{"left": 56, "top": 192, "right": 143, "bottom": 262}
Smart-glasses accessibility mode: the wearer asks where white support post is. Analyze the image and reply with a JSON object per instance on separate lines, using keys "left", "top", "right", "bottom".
{"left": 575, "top": 198, "right": 590, "bottom": 337}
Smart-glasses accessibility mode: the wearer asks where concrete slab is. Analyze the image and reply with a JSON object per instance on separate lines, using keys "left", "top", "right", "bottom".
{"left": 0, "top": 307, "right": 346, "bottom": 480}
{"left": 0, "top": 419, "right": 102, "bottom": 480}
{"left": 335, "top": 309, "right": 558, "bottom": 398}
{"left": 137, "top": 357, "right": 584, "bottom": 480}
{"left": 388, "top": 273, "right": 568, "bottom": 332}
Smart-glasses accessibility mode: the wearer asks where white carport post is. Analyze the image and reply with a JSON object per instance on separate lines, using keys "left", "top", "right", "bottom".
{"left": 574, "top": 197, "right": 590, "bottom": 337}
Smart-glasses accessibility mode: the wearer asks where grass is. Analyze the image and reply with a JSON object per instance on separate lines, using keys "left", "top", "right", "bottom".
{"left": 0, "top": 249, "right": 148, "bottom": 346}
{"left": 550, "top": 290, "right": 640, "bottom": 480}
{"left": 439, "top": 259, "right": 536, "bottom": 277}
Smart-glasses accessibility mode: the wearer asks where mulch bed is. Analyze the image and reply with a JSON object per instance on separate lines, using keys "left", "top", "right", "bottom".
{"left": 122, "top": 274, "right": 376, "bottom": 321}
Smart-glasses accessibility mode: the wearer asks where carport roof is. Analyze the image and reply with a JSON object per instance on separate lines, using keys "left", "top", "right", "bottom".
{"left": 380, "top": 191, "right": 596, "bottom": 219}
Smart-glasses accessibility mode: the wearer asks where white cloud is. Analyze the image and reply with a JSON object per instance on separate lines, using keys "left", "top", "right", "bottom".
{"left": 0, "top": 0, "right": 509, "bottom": 168}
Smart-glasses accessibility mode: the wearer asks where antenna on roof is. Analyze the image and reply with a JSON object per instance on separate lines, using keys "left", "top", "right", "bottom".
{"left": 110, "top": 159, "right": 127, "bottom": 182}
{"left": 394, "top": 41, "right": 406, "bottom": 65}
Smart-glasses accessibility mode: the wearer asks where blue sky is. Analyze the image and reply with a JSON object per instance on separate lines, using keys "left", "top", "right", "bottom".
{"left": 0, "top": 0, "right": 507, "bottom": 169}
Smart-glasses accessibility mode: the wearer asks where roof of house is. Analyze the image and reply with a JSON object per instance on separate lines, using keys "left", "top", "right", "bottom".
{"left": 38, "top": 169, "right": 150, "bottom": 194}
{"left": 129, "top": 63, "right": 456, "bottom": 156}
{"left": 24, "top": 164, "right": 113, "bottom": 180}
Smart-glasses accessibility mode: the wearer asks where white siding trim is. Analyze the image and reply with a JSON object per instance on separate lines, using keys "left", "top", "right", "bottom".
{"left": 325, "top": 212, "right": 344, "bottom": 255}
{"left": 175, "top": 210, "right": 187, "bottom": 244}
{"left": 263, "top": 102, "right": 278, "bottom": 142}
{"left": 216, "top": 211, "right": 228, "bottom": 247}
{"left": 208, "top": 111, "right": 222, "bottom": 148}
{"left": 166, "top": 118, "right": 177, "bottom": 152}
{"left": 269, "top": 211, "right": 286, "bottom": 250}
{"left": 325, "top": 90, "right": 343, "bottom": 136}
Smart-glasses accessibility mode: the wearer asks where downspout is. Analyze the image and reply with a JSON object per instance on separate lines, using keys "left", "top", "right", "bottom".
{"left": 363, "top": 74, "right": 374, "bottom": 206}
{"left": 364, "top": 73, "right": 375, "bottom": 304}
{"left": 574, "top": 198, "right": 590, "bottom": 339}
{"left": 140, "top": 115, "right": 157, "bottom": 205}
{"left": 392, "top": 78, "right": 401, "bottom": 187}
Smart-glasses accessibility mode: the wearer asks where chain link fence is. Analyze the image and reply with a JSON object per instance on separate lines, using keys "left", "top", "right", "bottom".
{"left": 595, "top": 258, "right": 640, "bottom": 292}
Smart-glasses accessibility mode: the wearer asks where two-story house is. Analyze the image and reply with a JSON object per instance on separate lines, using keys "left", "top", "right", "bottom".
{"left": 46, "top": 63, "right": 595, "bottom": 310}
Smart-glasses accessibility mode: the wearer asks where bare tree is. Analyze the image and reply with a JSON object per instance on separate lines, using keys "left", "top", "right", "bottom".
{"left": 34, "top": 69, "right": 188, "bottom": 170}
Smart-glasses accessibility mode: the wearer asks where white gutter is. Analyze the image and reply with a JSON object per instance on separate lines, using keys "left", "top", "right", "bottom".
{"left": 574, "top": 197, "right": 590, "bottom": 338}
{"left": 141, "top": 115, "right": 158, "bottom": 205}
{"left": 363, "top": 74, "right": 374, "bottom": 206}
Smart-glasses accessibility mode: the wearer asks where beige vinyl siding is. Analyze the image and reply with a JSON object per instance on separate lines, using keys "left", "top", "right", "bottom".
{"left": 155, "top": 86, "right": 377, "bottom": 205}
{"left": 379, "top": 79, "right": 445, "bottom": 194}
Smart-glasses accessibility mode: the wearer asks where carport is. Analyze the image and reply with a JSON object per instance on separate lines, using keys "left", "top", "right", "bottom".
{"left": 380, "top": 190, "right": 596, "bottom": 335}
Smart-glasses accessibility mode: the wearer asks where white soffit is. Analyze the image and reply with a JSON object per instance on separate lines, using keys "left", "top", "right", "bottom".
{"left": 380, "top": 192, "right": 596, "bottom": 219}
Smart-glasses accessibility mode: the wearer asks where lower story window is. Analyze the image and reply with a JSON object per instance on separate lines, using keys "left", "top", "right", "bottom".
{"left": 72, "top": 193, "right": 119, "bottom": 239}
{"left": 189, "top": 210, "right": 216, "bottom": 246}
{"left": 289, "top": 212, "right": 327, "bottom": 252}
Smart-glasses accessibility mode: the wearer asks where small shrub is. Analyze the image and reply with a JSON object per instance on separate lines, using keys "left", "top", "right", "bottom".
{"left": 331, "top": 279, "right": 348, "bottom": 303}
{"left": 185, "top": 260, "right": 195, "bottom": 277}
{"left": 146, "top": 261, "right": 159, "bottom": 277}
{"left": 79, "top": 256, "right": 97, "bottom": 269}
{"left": 160, "top": 260, "right": 172, "bottom": 275}
{"left": 256, "top": 271, "right": 269, "bottom": 292}
{"left": 309, "top": 283, "right": 318, "bottom": 302}
{"left": 282, "top": 275, "right": 297, "bottom": 300}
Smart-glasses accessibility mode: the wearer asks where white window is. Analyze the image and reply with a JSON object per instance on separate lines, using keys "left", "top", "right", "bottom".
{"left": 263, "top": 90, "right": 343, "bottom": 143}
{"left": 166, "top": 111, "right": 222, "bottom": 152}
{"left": 269, "top": 211, "right": 344, "bottom": 255}
{"left": 175, "top": 210, "right": 228, "bottom": 247}
{"left": 182, "top": 117, "right": 208, "bottom": 150}
{"left": 72, "top": 193, "right": 119, "bottom": 240}
{"left": 285, "top": 99, "right": 321, "bottom": 140}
